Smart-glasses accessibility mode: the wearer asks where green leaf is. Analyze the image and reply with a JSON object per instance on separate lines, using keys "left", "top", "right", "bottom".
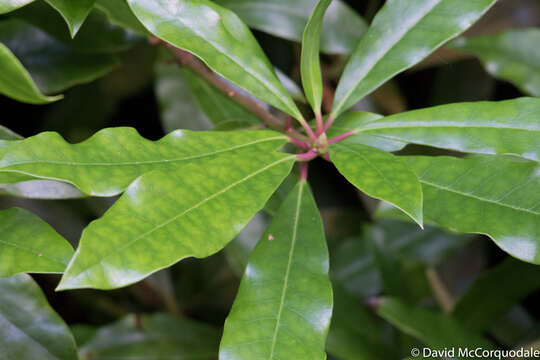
{"left": 45, "top": 0, "right": 96, "bottom": 36}
{"left": 80, "top": 313, "right": 220, "bottom": 359}
{"left": 0, "top": 19, "right": 119, "bottom": 95}
{"left": 378, "top": 298, "right": 495, "bottom": 356}
{"left": 0, "top": 125, "right": 23, "bottom": 140}
{"left": 128, "top": 0, "right": 303, "bottom": 121}
{"left": 452, "top": 258, "right": 540, "bottom": 331}
{"left": 339, "top": 98, "right": 540, "bottom": 162}
{"left": 326, "top": 286, "right": 393, "bottom": 360}
{"left": 214, "top": 0, "right": 367, "bottom": 55}
{"left": 0, "top": 0, "right": 34, "bottom": 14}
{"left": 0, "top": 273, "right": 78, "bottom": 359}
{"left": 0, "top": 180, "right": 85, "bottom": 199}
{"left": 451, "top": 29, "right": 540, "bottom": 97}
{"left": 0, "top": 207, "right": 74, "bottom": 277}
{"left": 94, "top": 0, "right": 148, "bottom": 34}
{"left": 332, "top": 219, "right": 471, "bottom": 298}
{"left": 330, "top": 142, "right": 423, "bottom": 226}
{"left": 155, "top": 63, "right": 213, "bottom": 132}
{"left": 0, "top": 42, "right": 62, "bottom": 104}
{"left": 331, "top": 0, "right": 497, "bottom": 118}
{"left": 300, "top": 0, "right": 330, "bottom": 115}
{"left": 57, "top": 151, "right": 295, "bottom": 290}
{"left": 0, "top": 128, "right": 289, "bottom": 196}
{"left": 407, "top": 155, "right": 540, "bottom": 264}
{"left": 275, "top": 68, "right": 307, "bottom": 104}
{"left": 219, "top": 180, "right": 333, "bottom": 359}
{"left": 17, "top": 2, "right": 143, "bottom": 54}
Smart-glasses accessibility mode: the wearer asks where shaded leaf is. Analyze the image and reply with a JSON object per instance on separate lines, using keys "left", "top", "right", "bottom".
{"left": 407, "top": 155, "right": 540, "bottom": 264}
{"left": 331, "top": 0, "right": 497, "bottom": 118}
{"left": 330, "top": 142, "right": 423, "bottom": 226}
{"left": 220, "top": 180, "right": 333, "bottom": 359}
{"left": 378, "top": 298, "right": 494, "bottom": 356}
{"left": 57, "top": 151, "right": 295, "bottom": 290}
{"left": 332, "top": 219, "right": 471, "bottom": 298}
{"left": 45, "top": 0, "right": 96, "bottom": 36}
{"left": 275, "top": 68, "right": 306, "bottom": 104}
{"left": 128, "top": 0, "right": 303, "bottom": 120}
{"left": 452, "top": 258, "right": 540, "bottom": 331}
{"left": 451, "top": 28, "right": 540, "bottom": 97}
{"left": 214, "top": 0, "right": 367, "bottom": 55}
{"left": 0, "top": 125, "right": 23, "bottom": 140}
{"left": 0, "top": 207, "right": 74, "bottom": 277}
{"left": 0, "top": 42, "right": 61, "bottom": 104}
{"left": 0, "top": 19, "right": 119, "bottom": 94}
{"left": 300, "top": 0, "right": 330, "bottom": 115}
{"left": 0, "top": 128, "right": 289, "bottom": 196}
{"left": 16, "top": 2, "right": 142, "bottom": 54}
{"left": 94, "top": 0, "right": 148, "bottom": 34}
{"left": 326, "top": 286, "right": 393, "bottom": 360}
{"left": 80, "top": 313, "right": 220, "bottom": 359}
{"left": 0, "top": 273, "right": 77, "bottom": 359}
{"left": 339, "top": 98, "right": 540, "bottom": 162}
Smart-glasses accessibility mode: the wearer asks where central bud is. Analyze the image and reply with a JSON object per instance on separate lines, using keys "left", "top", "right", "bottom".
{"left": 314, "top": 133, "right": 328, "bottom": 155}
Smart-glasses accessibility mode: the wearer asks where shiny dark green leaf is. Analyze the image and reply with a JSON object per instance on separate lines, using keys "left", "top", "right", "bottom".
{"left": 220, "top": 181, "right": 333, "bottom": 359}
{"left": 0, "top": 128, "right": 289, "bottom": 196}
{"left": 0, "top": 19, "right": 119, "bottom": 95}
{"left": 300, "top": 0, "right": 330, "bottom": 115}
{"left": 45, "top": 0, "right": 96, "bottom": 36}
{"left": 339, "top": 98, "right": 540, "bottom": 162}
{"left": 57, "top": 151, "right": 295, "bottom": 290}
{"left": 0, "top": 273, "right": 78, "bottom": 359}
{"left": 0, "top": 42, "right": 61, "bottom": 104}
{"left": 452, "top": 258, "right": 540, "bottom": 331}
{"left": 408, "top": 155, "right": 540, "bottom": 264}
{"left": 331, "top": 0, "right": 497, "bottom": 118}
{"left": 0, "top": 208, "right": 74, "bottom": 277}
{"left": 330, "top": 142, "right": 423, "bottom": 226}
{"left": 451, "top": 29, "right": 540, "bottom": 97}
{"left": 378, "top": 298, "right": 494, "bottom": 354}
{"left": 80, "top": 313, "right": 220, "bottom": 359}
{"left": 214, "top": 0, "right": 366, "bottom": 55}
{"left": 128, "top": 0, "right": 303, "bottom": 120}
{"left": 94, "top": 0, "right": 148, "bottom": 34}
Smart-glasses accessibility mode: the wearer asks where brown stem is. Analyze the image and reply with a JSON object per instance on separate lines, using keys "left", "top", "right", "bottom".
{"left": 162, "top": 41, "right": 310, "bottom": 143}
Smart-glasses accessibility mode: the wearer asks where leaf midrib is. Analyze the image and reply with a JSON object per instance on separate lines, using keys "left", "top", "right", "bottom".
{"left": 269, "top": 180, "right": 304, "bottom": 359}
{"left": 2, "top": 136, "right": 286, "bottom": 167}
{"left": 332, "top": 0, "right": 441, "bottom": 116}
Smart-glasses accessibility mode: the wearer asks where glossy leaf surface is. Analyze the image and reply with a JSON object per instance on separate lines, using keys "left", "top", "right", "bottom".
{"left": 128, "top": 0, "right": 303, "bottom": 120}
{"left": 330, "top": 142, "right": 423, "bottom": 226}
{"left": 378, "top": 298, "right": 494, "bottom": 353}
{"left": 0, "top": 19, "right": 119, "bottom": 94}
{"left": 57, "top": 152, "right": 295, "bottom": 290}
{"left": 0, "top": 274, "right": 77, "bottom": 359}
{"left": 300, "top": 0, "right": 330, "bottom": 115}
{"left": 95, "top": 0, "right": 148, "bottom": 34}
{"left": 340, "top": 98, "right": 540, "bottom": 161}
{"left": 220, "top": 181, "right": 333, "bottom": 359}
{"left": 80, "top": 313, "right": 220, "bottom": 359}
{"left": 0, "top": 128, "right": 289, "bottom": 196}
{"left": 214, "top": 0, "right": 366, "bottom": 55}
{"left": 408, "top": 155, "right": 540, "bottom": 264}
{"left": 0, "top": 207, "right": 74, "bottom": 277}
{"left": 452, "top": 258, "right": 540, "bottom": 331}
{"left": 331, "top": 0, "right": 497, "bottom": 118}
{"left": 0, "top": 42, "right": 61, "bottom": 104}
{"left": 0, "top": 180, "right": 85, "bottom": 199}
{"left": 45, "top": 0, "right": 96, "bottom": 36}
{"left": 0, "top": 0, "right": 33, "bottom": 14}
{"left": 451, "top": 29, "right": 540, "bottom": 97}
